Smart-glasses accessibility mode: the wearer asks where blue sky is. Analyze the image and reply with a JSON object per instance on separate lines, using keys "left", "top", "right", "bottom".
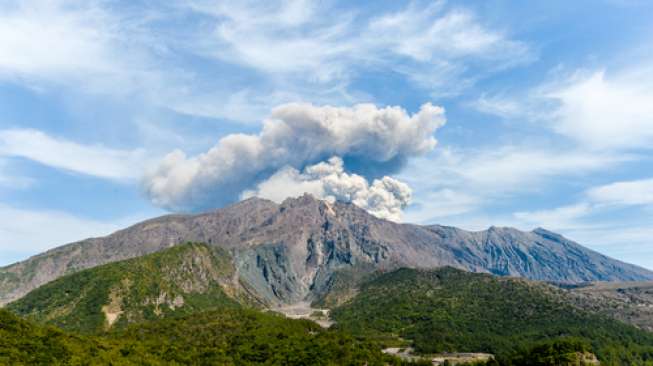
{"left": 1, "top": 0, "right": 653, "bottom": 269}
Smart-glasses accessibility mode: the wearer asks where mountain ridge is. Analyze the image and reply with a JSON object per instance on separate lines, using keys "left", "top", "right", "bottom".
{"left": 2, "top": 194, "right": 652, "bottom": 306}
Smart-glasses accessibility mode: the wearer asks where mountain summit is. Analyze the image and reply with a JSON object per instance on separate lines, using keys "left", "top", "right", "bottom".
{"left": 1, "top": 194, "right": 651, "bottom": 306}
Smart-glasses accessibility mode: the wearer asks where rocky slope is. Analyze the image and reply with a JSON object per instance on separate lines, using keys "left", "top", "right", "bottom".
{"left": 2, "top": 194, "right": 652, "bottom": 306}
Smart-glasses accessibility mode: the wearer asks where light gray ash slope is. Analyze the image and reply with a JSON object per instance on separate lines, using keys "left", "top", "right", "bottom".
{"left": 1, "top": 194, "right": 652, "bottom": 306}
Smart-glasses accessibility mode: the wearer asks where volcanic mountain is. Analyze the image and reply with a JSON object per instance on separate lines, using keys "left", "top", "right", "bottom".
{"left": 1, "top": 194, "right": 651, "bottom": 306}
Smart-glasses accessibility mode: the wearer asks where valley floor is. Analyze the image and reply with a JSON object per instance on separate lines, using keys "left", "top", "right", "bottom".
{"left": 271, "top": 301, "right": 333, "bottom": 328}
{"left": 382, "top": 347, "right": 494, "bottom": 365}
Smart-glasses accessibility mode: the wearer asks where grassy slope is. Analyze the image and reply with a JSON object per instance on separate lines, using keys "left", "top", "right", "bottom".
{"left": 7, "top": 243, "right": 243, "bottom": 333}
{"left": 330, "top": 267, "right": 653, "bottom": 365}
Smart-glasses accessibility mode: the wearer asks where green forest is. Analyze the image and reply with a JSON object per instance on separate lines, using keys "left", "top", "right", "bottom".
{"left": 331, "top": 267, "right": 653, "bottom": 365}
{"left": 3, "top": 244, "right": 653, "bottom": 365}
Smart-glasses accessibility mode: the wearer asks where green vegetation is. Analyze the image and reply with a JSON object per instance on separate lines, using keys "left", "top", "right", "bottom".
{"left": 507, "top": 338, "right": 595, "bottom": 365}
{"left": 107, "top": 308, "right": 407, "bottom": 365}
{"left": 1, "top": 306, "right": 423, "bottom": 365}
{"left": 0, "top": 308, "right": 102, "bottom": 365}
{"left": 5, "top": 245, "right": 653, "bottom": 365}
{"left": 330, "top": 267, "right": 653, "bottom": 365}
{"left": 7, "top": 243, "right": 243, "bottom": 333}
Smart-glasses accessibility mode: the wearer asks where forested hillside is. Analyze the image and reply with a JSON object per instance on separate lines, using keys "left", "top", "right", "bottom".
{"left": 331, "top": 267, "right": 653, "bottom": 365}
{"left": 1, "top": 307, "right": 411, "bottom": 365}
{"left": 7, "top": 243, "right": 246, "bottom": 333}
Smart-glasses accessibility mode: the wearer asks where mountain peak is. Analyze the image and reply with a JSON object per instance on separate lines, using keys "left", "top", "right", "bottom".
{"left": 2, "top": 198, "right": 652, "bottom": 306}
{"left": 222, "top": 196, "right": 278, "bottom": 211}
{"left": 532, "top": 226, "right": 557, "bottom": 235}
{"left": 279, "top": 193, "right": 324, "bottom": 210}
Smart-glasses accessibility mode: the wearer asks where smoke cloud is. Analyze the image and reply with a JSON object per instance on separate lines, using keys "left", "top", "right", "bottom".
{"left": 144, "top": 102, "right": 445, "bottom": 217}
{"left": 243, "top": 157, "right": 412, "bottom": 221}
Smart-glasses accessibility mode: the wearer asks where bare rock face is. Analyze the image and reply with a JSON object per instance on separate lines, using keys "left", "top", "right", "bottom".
{"left": 2, "top": 194, "right": 652, "bottom": 306}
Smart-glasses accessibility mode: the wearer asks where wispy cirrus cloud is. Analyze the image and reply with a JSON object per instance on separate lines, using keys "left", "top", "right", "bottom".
{"left": 188, "top": 0, "right": 531, "bottom": 96}
{"left": 0, "top": 129, "right": 148, "bottom": 182}
{"left": 404, "top": 145, "right": 629, "bottom": 195}
{"left": 0, "top": 0, "right": 248, "bottom": 121}
{"left": 1, "top": 0, "right": 532, "bottom": 123}
{"left": 402, "top": 145, "right": 631, "bottom": 224}
{"left": 0, "top": 0, "right": 167, "bottom": 95}
{"left": 587, "top": 178, "right": 653, "bottom": 206}
{"left": 0, "top": 1, "right": 120, "bottom": 82}
{"left": 513, "top": 203, "right": 594, "bottom": 231}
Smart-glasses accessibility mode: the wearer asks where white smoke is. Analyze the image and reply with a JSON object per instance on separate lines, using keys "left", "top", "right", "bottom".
{"left": 144, "top": 102, "right": 444, "bottom": 214}
{"left": 243, "top": 157, "right": 412, "bottom": 222}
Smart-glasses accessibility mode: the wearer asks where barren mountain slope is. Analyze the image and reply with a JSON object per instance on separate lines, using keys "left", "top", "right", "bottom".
{"left": 2, "top": 194, "right": 652, "bottom": 305}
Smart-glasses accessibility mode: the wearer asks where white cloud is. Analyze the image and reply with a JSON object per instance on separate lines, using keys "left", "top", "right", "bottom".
{"left": 462, "top": 64, "right": 653, "bottom": 267}
{"left": 0, "top": 1, "right": 531, "bottom": 122}
{"left": 403, "top": 189, "right": 480, "bottom": 224}
{"left": 399, "top": 145, "right": 631, "bottom": 225}
{"left": 0, "top": 0, "right": 167, "bottom": 96}
{"left": 198, "top": 1, "right": 352, "bottom": 81}
{"left": 506, "top": 177, "right": 653, "bottom": 234}
{"left": 0, "top": 1, "right": 120, "bottom": 81}
{"left": 187, "top": 0, "right": 530, "bottom": 95}
{"left": 478, "top": 65, "right": 653, "bottom": 149}
{"left": 0, "top": 0, "right": 241, "bottom": 121}
{"left": 145, "top": 102, "right": 444, "bottom": 211}
{"left": 513, "top": 203, "right": 594, "bottom": 231}
{"left": 471, "top": 93, "right": 526, "bottom": 119}
{"left": 0, "top": 204, "right": 140, "bottom": 266}
{"left": 545, "top": 69, "right": 653, "bottom": 150}
{"left": 366, "top": 4, "right": 527, "bottom": 63}
{"left": 453, "top": 147, "right": 619, "bottom": 189}
{"left": 0, "top": 129, "right": 148, "bottom": 181}
{"left": 587, "top": 178, "right": 653, "bottom": 206}
{"left": 405, "top": 146, "right": 628, "bottom": 192}
{"left": 472, "top": 63, "right": 653, "bottom": 153}
{"left": 244, "top": 157, "right": 412, "bottom": 221}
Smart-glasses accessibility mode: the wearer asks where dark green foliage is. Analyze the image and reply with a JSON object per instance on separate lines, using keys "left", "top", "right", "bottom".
{"left": 0, "top": 308, "right": 104, "bottom": 365}
{"left": 108, "top": 308, "right": 399, "bottom": 365}
{"left": 6, "top": 252, "right": 653, "bottom": 365}
{"left": 331, "top": 267, "right": 653, "bottom": 365}
{"left": 8, "top": 243, "right": 241, "bottom": 334}
{"left": 508, "top": 338, "right": 591, "bottom": 365}
{"left": 469, "top": 338, "right": 617, "bottom": 365}
{"left": 1, "top": 307, "right": 424, "bottom": 365}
